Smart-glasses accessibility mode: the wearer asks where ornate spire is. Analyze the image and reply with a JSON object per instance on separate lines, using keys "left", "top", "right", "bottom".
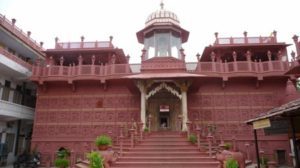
{"left": 160, "top": 0, "right": 164, "bottom": 10}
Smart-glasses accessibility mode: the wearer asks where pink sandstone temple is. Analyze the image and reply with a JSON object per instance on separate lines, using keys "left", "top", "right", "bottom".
{"left": 1, "top": 2, "right": 300, "bottom": 168}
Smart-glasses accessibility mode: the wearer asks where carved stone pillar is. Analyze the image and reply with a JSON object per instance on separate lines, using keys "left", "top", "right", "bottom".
{"left": 180, "top": 84, "right": 188, "bottom": 131}
{"left": 246, "top": 51, "right": 252, "bottom": 71}
{"left": 267, "top": 51, "right": 273, "bottom": 71}
{"left": 232, "top": 51, "right": 237, "bottom": 71}
{"left": 137, "top": 81, "right": 146, "bottom": 129}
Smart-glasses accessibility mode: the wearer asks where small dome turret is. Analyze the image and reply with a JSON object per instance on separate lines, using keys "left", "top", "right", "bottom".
{"left": 145, "top": 2, "right": 180, "bottom": 26}
{"left": 136, "top": 2, "right": 189, "bottom": 60}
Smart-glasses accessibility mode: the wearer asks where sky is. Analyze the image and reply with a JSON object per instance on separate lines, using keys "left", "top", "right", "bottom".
{"left": 0, "top": 0, "right": 299, "bottom": 63}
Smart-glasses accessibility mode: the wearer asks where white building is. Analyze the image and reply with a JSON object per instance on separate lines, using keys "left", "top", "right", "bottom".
{"left": 0, "top": 14, "right": 44, "bottom": 165}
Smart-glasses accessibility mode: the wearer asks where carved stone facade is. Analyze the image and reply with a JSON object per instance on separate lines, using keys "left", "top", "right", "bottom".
{"left": 188, "top": 78, "right": 293, "bottom": 161}
{"left": 31, "top": 81, "right": 140, "bottom": 165}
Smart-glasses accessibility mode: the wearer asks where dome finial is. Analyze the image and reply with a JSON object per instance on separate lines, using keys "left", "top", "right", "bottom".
{"left": 160, "top": 0, "right": 164, "bottom": 10}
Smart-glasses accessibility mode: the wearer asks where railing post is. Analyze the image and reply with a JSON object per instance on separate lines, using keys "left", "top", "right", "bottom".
{"left": 72, "top": 63, "right": 76, "bottom": 76}
{"left": 267, "top": 51, "right": 273, "bottom": 71}
{"left": 232, "top": 136, "right": 237, "bottom": 151}
{"left": 138, "top": 122, "right": 144, "bottom": 141}
{"left": 119, "top": 125, "right": 124, "bottom": 156}
{"left": 186, "top": 121, "right": 191, "bottom": 138}
{"left": 48, "top": 65, "right": 51, "bottom": 76}
{"left": 230, "top": 37, "right": 233, "bottom": 44}
{"left": 245, "top": 143, "right": 250, "bottom": 161}
{"left": 112, "top": 64, "right": 115, "bottom": 74}
{"left": 232, "top": 51, "right": 238, "bottom": 71}
{"left": 212, "top": 62, "right": 216, "bottom": 72}
{"left": 207, "top": 134, "right": 213, "bottom": 157}
{"left": 254, "top": 60, "right": 259, "bottom": 73}
{"left": 197, "top": 62, "right": 201, "bottom": 72}
{"left": 36, "top": 60, "right": 41, "bottom": 76}
{"left": 91, "top": 55, "right": 95, "bottom": 75}
{"left": 59, "top": 66, "right": 63, "bottom": 76}
{"left": 129, "top": 128, "right": 135, "bottom": 148}
{"left": 244, "top": 31, "right": 248, "bottom": 44}
{"left": 259, "top": 59, "right": 263, "bottom": 72}
{"left": 104, "top": 64, "right": 108, "bottom": 76}
{"left": 224, "top": 60, "right": 228, "bottom": 73}
{"left": 68, "top": 64, "right": 72, "bottom": 76}
{"left": 196, "top": 126, "right": 202, "bottom": 150}
{"left": 148, "top": 114, "right": 152, "bottom": 133}
{"left": 210, "top": 52, "right": 216, "bottom": 72}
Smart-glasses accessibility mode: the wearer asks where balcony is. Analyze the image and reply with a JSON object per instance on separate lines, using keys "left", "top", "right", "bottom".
{"left": 55, "top": 41, "right": 113, "bottom": 49}
{"left": 194, "top": 60, "right": 288, "bottom": 79}
{"left": 0, "top": 13, "right": 44, "bottom": 54}
{"left": 0, "top": 100, "right": 34, "bottom": 120}
{"left": 0, "top": 47, "right": 32, "bottom": 70}
{"left": 31, "top": 63, "right": 132, "bottom": 83}
{"left": 215, "top": 36, "right": 277, "bottom": 45}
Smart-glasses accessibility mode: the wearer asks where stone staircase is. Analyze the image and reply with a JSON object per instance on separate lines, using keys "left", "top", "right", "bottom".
{"left": 111, "top": 131, "right": 220, "bottom": 168}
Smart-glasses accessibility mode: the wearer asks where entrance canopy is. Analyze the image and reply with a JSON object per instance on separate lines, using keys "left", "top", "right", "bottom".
{"left": 123, "top": 72, "right": 204, "bottom": 79}
{"left": 245, "top": 98, "right": 300, "bottom": 168}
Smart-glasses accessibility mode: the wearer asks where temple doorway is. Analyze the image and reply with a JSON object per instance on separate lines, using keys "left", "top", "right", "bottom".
{"left": 146, "top": 83, "right": 181, "bottom": 131}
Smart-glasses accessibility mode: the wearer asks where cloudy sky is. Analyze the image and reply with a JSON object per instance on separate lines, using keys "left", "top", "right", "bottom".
{"left": 0, "top": 0, "right": 299, "bottom": 63}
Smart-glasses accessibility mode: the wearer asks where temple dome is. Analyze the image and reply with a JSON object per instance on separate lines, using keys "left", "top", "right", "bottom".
{"left": 145, "top": 3, "right": 180, "bottom": 26}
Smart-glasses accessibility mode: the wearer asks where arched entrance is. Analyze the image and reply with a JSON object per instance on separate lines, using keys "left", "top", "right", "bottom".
{"left": 146, "top": 82, "right": 182, "bottom": 131}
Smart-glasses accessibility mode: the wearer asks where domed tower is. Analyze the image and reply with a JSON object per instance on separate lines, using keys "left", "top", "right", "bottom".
{"left": 137, "top": 2, "right": 189, "bottom": 61}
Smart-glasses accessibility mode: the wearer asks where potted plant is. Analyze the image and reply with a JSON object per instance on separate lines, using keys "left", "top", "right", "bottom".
{"left": 144, "top": 127, "right": 149, "bottom": 133}
{"left": 95, "top": 135, "right": 112, "bottom": 151}
{"left": 225, "top": 157, "right": 239, "bottom": 168}
{"left": 188, "top": 134, "right": 197, "bottom": 144}
{"left": 87, "top": 151, "right": 104, "bottom": 168}
{"left": 223, "top": 143, "right": 233, "bottom": 151}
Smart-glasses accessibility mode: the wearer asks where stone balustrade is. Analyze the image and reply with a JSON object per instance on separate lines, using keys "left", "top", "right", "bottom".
{"left": 196, "top": 60, "right": 287, "bottom": 74}
{"left": 0, "top": 13, "right": 45, "bottom": 53}
{"left": 31, "top": 63, "right": 131, "bottom": 83}
{"left": 0, "top": 47, "right": 32, "bottom": 70}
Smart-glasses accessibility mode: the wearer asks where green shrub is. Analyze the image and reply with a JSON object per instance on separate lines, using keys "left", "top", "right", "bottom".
{"left": 56, "top": 148, "right": 70, "bottom": 159}
{"left": 144, "top": 127, "right": 149, "bottom": 132}
{"left": 54, "top": 158, "right": 69, "bottom": 168}
{"left": 87, "top": 151, "right": 103, "bottom": 168}
{"left": 223, "top": 143, "right": 232, "bottom": 150}
{"left": 225, "top": 157, "right": 239, "bottom": 168}
{"left": 188, "top": 134, "right": 197, "bottom": 144}
{"left": 95, "top": 135, "right": 112, "bottom": 146}
{"left": 260, "top": 156, "right": 269, "bottom": 165}
{"left": 54, "top": 148, "right": 70, "bottom": 168}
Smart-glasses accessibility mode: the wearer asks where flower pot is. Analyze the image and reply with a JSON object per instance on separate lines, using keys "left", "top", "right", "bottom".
{"left": 98, "top": 145, "right": 108, "bottom": 151}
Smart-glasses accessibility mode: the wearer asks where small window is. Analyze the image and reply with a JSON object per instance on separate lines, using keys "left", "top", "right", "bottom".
{"left": 276, "top": 150, "right": 286, "bottom": 165}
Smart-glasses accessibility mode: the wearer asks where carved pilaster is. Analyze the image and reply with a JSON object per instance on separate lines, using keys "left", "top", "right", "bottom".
{"left": 136, "top": 80, "right": 147, "bottom": 129}
{"left": 177, "top": 80, "right": 192, "bottom": 131}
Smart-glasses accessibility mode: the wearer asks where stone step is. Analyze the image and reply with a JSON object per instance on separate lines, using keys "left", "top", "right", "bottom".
{"left": 117, "top": 156, "right": 216, "bottom": 162}
{"left": 122, "top": 151, "right": 209, "bottom": 157}
{"left": 131, "top": 147, "right": 200, "bottom": 151}
{"left": 139, "top": 142, "right": 194, "bottom": 146}
{"left": 112, "top": 161, "right": 220, "bottom": 168}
